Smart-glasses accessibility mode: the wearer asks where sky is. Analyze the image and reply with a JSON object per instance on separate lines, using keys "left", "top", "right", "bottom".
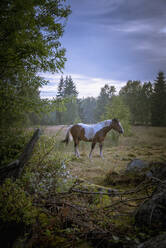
{"left": 40, "top": 0, "right": 166, "bottom": 99}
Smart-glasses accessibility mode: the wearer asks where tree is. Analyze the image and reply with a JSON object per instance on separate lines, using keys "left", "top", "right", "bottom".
{"left": 0, "top": 0, "right": 71, "bottom": 165}
{"left": 139, "top": 82, "right": 153, "bottom": 125}
{"left": 95, "top": 84, "right": 116, "bottom": 121}
{"left": 78, "top": 97, "right": 97, "bottom": 123}
{"left": 119, "top": 81, "right": 143, "bottom": 124}
{"left": 0, "top": 0, "right": 71, "bottom": 129}
{"left": 0, "top": 0, "right": 71, "bottom": 78}
{"left": 63, "top": 76, "right": 78, "bottom": 97}
{"left": 102, "top": 95, "right": 131, "bottom": 135}
{"left": 57, "top": 76, "right": 65, "bottom": 99}
{"left": 56, "top": 76, "right": 65, "bottom": 123}
{"left": 55, "top": 75, "right": 79, "bottom": 124}
{"left": 62, "top": 76, "right": 79, "bottom": 124}
{"left": 151, "top": 72, "right": 166, "bottom": 126}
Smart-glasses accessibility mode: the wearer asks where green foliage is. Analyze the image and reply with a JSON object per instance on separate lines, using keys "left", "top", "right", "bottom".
{"left": 151, "top": 72, "right": 166, "bottom": 126}
{"left": 139, "top": 82, "right": 153, "bottom": 125}
{"left": 95, "top": 84, "right": 116, "bottom": 121}
{"left": 63, "top": 76, "right": 78, "bottom": 97}
{"left": 22, "top": 134, "right": 74, "bottom": 195}
{"left": 102, "top": 95, "right": 131, "bottom": 137}
{"left": 0, "top": 128, "right": 31, "bottom": 167}
{"left": 55, "top": 75, "right": 80, "bottom": 124}
{"left": 0, "top": 0, "right": 71, "bottom": 77}
{"left": 120, "top": 80, "right": 153, "bottom": 125}
{"left": 0, "top": 0, "right": 71, "bottom": 167}
{"left": 0, "top": 178, "right": 37, "bottom": 225}
{"left": 78, "top": 97, "right": 97, "bottom": 123}
{"left": 0, "top": 0, "right": 71, "bottom": 132}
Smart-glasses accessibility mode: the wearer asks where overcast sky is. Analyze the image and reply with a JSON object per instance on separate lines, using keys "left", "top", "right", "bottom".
{"left": 40, "top": 0, "right": 166, "bottom": 98}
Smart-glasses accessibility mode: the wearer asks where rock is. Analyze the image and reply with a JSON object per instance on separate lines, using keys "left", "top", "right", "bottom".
{"left": 150, "top": 162, "right": 166, "bottom": 180}
{"left": 135, "top": 183, "right": 166, "bottom": 230}
{"left": 137, "top": 233, "right": 166, "bottom": 248}
{"left": 126, "top": 159, "right": 149, "bottom": 172}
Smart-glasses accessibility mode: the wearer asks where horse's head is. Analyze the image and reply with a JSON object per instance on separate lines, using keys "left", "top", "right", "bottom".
{"left": 111, "top": 118, "right": 124, "bottom": 134}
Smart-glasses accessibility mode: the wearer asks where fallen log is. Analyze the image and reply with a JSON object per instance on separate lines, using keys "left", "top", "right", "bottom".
{"left": 0, "top": 128, "right": 41, "bottom": 184}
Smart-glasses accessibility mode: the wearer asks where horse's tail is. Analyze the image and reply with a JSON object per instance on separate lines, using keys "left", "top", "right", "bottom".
{"left": 62, "top": 126, "right": 72, "bottom": 145}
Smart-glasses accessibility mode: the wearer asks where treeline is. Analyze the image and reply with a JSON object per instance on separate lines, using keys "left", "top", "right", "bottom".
{"left": 37, "top": 71, "right": 166, "bottom": 127}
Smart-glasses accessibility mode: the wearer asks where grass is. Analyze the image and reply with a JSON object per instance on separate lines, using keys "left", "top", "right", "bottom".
{"left": 42, "top": 125, "right": 166, "bottom": 185}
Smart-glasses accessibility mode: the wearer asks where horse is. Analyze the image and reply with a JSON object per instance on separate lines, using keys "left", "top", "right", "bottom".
{"left": 62, "top": 118, "right": 124, "bottom": 159}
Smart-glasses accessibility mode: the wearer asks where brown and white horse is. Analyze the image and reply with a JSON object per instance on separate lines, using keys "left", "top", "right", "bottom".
{"left": 62, "top": 118, "right": 124, "bottom": 159}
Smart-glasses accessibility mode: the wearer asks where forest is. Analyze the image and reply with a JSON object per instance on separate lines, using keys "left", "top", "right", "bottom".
{"left": 36, "top": 72, "right": 166, "bottom": 128}
{"left": 1, "top": 0, "right": 166, "bottom": 248}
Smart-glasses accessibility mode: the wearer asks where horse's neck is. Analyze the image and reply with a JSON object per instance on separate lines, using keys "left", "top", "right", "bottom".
{"left": 102, "top": 125, "right": 112, "bottom": 135}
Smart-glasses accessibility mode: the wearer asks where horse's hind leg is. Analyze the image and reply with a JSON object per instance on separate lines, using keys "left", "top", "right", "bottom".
{"left": 74, "top": 140, "right": 80, "bottom": 158}
{"left": 99, "top": 142, "right": 104, "bottom": 159}
{"left": 89, "top": 142, "right": 96, "bottom": 159}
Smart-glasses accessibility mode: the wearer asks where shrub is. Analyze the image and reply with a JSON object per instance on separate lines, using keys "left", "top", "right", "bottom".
{"left": 0, "top": 128, "right": 31, "bottom": 167}
{"left": 0, "top": 179, "right": 37, "bottom": 225}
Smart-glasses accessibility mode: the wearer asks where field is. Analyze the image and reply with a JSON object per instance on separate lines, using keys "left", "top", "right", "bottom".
{"left": 43, "top": 125, "right": 166, "bottom": 185}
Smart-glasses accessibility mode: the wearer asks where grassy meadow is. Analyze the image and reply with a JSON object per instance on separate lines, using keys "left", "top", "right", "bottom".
{"left": 43, "top": 125, "right": 166, "bottom": 185}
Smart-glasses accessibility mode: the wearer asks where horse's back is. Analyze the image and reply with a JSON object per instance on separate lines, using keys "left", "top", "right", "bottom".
{"left": 76, "top": 123, "right": 102, "bottom": 140}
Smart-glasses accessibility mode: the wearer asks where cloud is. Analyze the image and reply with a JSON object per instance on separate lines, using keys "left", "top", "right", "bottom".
{"left": 39, "top": 73, "right": 125, "bottom": 99}
{"left": 41, "top": 0, "right": 166, "bottom": 96}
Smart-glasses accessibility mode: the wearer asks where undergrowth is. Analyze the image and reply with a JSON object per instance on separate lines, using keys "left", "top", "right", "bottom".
{"left": 0, "top": 128, "right": 165, "bottom": 247}
{"left": 0, "top": 128, "right": 32, "bottom": 167}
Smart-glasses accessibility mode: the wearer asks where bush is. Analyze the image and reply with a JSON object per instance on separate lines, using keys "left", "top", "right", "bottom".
{"left": 0, "top": 128, "right": 31, "bottom": 167}
{"left": 0, "top": 179, "right": 37, "bottom": 225}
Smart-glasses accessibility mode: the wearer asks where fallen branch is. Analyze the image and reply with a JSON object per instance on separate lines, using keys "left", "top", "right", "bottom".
{"left": 0, "top": 128, "right": 41, "bottom": 184}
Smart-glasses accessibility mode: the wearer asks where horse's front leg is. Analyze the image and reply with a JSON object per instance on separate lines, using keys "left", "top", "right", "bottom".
{"left": 99, "top": 142, "right": 104, "bottom": 159}
{"left": 89, "top": 142, "right": 96, "bottom": 159}
{"left": 74, "top": 141, "right": 80, "bottom": 158}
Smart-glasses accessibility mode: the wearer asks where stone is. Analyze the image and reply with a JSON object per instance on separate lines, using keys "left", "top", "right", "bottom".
{"left": 126, "top": 159, "right": 149, "bottom": 172}
{"left": 135, "top": 183, "right": 166, "bottom": 230}
{"left": 137, "top": 234, "right": 166, "bottom": 248}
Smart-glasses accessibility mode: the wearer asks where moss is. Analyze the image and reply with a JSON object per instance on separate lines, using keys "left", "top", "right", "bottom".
{"left": 104, "top": 169, "right": 146, "bottom": 187}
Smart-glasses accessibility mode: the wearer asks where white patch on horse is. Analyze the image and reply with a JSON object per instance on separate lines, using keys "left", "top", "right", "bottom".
{"left": 119, "top": 122, "right": 124, "bottom": 134}
{"left": 78, "top": 120, "right": 112, "bottom": 140}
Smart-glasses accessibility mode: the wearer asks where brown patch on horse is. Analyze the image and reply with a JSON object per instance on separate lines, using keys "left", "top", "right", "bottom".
{"left": 70, "top": 125, "right": 91, "bottom": 142}
{"left": 93, "top": 126, "right": 111, "bottom": 143}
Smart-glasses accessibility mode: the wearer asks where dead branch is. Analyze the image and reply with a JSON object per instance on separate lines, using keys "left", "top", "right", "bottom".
{"left": 0, "top": 128, "right": 41, "bottom": 184}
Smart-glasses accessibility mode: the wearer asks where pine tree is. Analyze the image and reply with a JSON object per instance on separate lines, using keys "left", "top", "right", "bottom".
{"left": 151, "top": 72, "right": 166, "bottom": 126}
{"left": 63, "top": 76, "right": 78, "bottom": 97}
{"left": 56, "top": 76, "right": 65, "bottom": 124}
{"left": 56, "top": 75, "right": 79, "bottom": 124}
{"left": 57, "top": 76, "right": 65, "bottom": 98}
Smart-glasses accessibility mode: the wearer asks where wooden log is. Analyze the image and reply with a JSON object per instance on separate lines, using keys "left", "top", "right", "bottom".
{"left": 0, "top": 128, "right": 41, "bottom": 184}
